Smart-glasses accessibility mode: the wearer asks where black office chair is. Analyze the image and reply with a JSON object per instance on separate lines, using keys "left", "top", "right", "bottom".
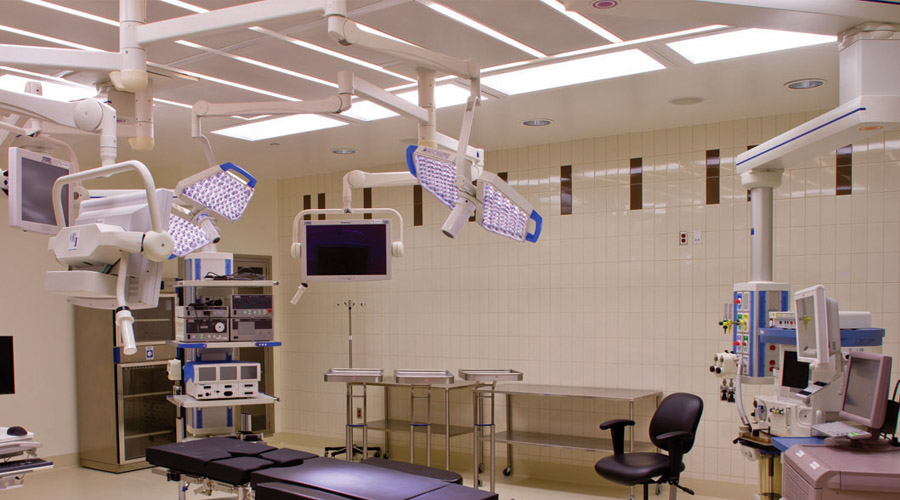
{"left": 594, "top": 392, "right": 703, "bottom": 500}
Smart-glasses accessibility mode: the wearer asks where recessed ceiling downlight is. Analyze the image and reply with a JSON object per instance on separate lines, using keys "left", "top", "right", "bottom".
{"left": 785, "top": 78, "right": 825, "bottom": 90}
{"left": 669, "top": 96, "right": 704, "bottom": 106}
{"left": 332, "top": 148, "right": 357, "bottom": 154}
{"left": 523, "top": 118, "right": 553, "bottom": 127}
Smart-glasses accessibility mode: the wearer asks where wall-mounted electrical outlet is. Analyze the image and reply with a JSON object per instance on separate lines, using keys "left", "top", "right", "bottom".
{"left": 679, "top": 231, "right": 688, "bottom": 245}
{"left": 693, "top": 230, "right": 702, "bottom": 245}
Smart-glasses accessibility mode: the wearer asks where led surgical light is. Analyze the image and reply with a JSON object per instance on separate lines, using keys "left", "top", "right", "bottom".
{"left": 176, "top": 162, "right": 256, "bottom": 222}
{"left": 167, "top": 213, "right": 212, "bottom": 258}
{"left": 478, "top": 171, "right": 542, "bottom": 243}
{"left": 406, "top": 145, "right": 459, "bottom": 209}
{"left": 406, "top": 146, "right": 542, "bottom": 243}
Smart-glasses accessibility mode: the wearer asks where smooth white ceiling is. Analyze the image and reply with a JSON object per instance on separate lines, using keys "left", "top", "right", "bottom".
{"left": 1, "top": 0, "right": 893, "bottom": 179}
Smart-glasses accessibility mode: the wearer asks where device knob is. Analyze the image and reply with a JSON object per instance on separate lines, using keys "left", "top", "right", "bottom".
{"left": 215, "top": 321, "right": 226, "bottom": 333}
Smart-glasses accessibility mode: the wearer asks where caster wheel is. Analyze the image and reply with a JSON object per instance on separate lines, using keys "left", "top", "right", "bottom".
{"left": 382, "top": 453, "right": 389, "bottom": 460}
{"left": 478, "top": 463, "right": 484, "bottom": 473}
{"left": 477, "top": 479, "right": 482, "bottom": 487}
{"left": 503, "top": 466, "right": 512, "bottom": 476}
{"left": 373, "top": 452, "right": 381, "bottom": 458}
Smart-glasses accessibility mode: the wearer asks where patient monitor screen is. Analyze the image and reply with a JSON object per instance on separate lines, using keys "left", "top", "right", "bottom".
{"left": 781, "top": 350, "right": 810, "bottom": 390}
{"left": 843, "top": 356, "right": 879, "bottom": 419}
{"left": 304, "top": 221, "right": 389, "bottom": 280}
{"left": 19, "top": 157, "right": 68, "bottom": 227}
{"left": 795, "top": 295, "right": 818, "bottom": 360}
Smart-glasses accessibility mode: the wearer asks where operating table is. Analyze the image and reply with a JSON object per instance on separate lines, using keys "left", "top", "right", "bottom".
{"left": 146, "top": 437, "right": 497, "bottom": 500}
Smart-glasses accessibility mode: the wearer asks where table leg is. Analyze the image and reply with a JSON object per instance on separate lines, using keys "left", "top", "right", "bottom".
{"left": 445, "top": 388, "right": 451, "bottom": 470}
{"left": 346, "top": 384, "right": 353, "bottom": 461}
{"left": 489, "top": 384, "right": 496, "bottom": 493}
{"left": 505, "top": 393, "right": 513, "bottom": 475}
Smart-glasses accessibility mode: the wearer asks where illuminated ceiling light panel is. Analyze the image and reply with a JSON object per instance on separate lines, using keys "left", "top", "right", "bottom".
{"left": 212, "top": 113, "right": 347, "bottom": 141}
{"left": 0, "top": 24, "right": 101, "bottom": 51}
{"left": 483, "top": 25, "right": 727, "bottom": 75}
{"left": 0, "top": 74, "right": 97, "bottom": 101}
{"left": 416, "top": 0, "right": 546, "bottom": 58}
{"left": 538, "top": 0, "right": 621, "bottom": 43}
{"left": 666, "top": 28, "right": 836, "bottom": 64}
{"left": 168, "top": 214, "right": 212, "bottom": 257}
{"left": 176, "top": 40, "right": 337, "bottom": 88}
{"left": 23, "top": 0, "right": 119, "bottom": 26}
{"left": 482, "top": 49, "right": 664, "bottom": 95}
{"left": 250, "top": 26, "right": 416, "bottom": 83}
{"left": 342, "top": 100, "right": 399, "bottom": 121}
{"left": 171, "top": 66, "right": 299, "bottom": 101}
{"left": 398, "top": 84, "right": 474, "bottom": 108}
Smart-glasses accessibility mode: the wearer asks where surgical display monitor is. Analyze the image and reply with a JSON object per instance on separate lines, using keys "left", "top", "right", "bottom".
{"left": 780, "top": 350, "right": 810, "bottom": 391}
{"left": 839, "top": 351, "right": 893, "bottom": 430}
{"left": 8, "top": 147, "right": 71, "bottom": 234}
{"left": 794, "top": 285, "right": 840, "bottom": 365}
{"left": 301, "top": 219, "right": 391, "bottom": 282}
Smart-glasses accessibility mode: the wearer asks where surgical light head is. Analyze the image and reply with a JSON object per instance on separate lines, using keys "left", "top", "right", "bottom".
{"left": 168, "top": 212, "right": 214, "bottom": 258}
{"left": 406, "top": 145, "right": 542, "bottom": 243}
{"left": 477, "top": 171, "right": 542, "bottom": 243}
{"left": 406, "top": 145, "right": 458, "bottom": 209}
{"left": 175, "top": 162, "right": 256, "bottom": 223}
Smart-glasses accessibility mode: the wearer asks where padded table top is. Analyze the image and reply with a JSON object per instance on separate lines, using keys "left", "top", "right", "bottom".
{"left": 251, "top": 458, "right": 447, "bottom": 500}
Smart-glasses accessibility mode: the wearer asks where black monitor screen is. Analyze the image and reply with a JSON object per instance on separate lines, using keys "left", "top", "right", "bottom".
{"left": 21, "top": 157, "right": 68, "bottom": 225}
{"left": 0, "top": 337, "right": 13, "bottom": 395}
{"left": 781, "top": 350, "right": 810, "bottom": 390}
{"left": 305, "top": 223, "right": 388, "bottom": 277}
{"left": 843, "top": 356, "right": 879, "bottom": 419}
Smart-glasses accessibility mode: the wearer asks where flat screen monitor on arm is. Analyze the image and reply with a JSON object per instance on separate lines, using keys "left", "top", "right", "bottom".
{"left": 794, "top": 285, "right": 840, "bottom": 367}
{"left": 301, "top": 219, "right": 391, "bottom": 282}
{"left": 840, "top": 351, "right": 893, "bottom": 431}
{"left": 7, "top": 147, "right": 72, "bottom": 235}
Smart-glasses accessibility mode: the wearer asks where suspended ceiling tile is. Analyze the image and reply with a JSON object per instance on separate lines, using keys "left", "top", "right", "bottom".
{"left": 2, "top": 3, "right": 118, "bottom": 52}
{"left": 177, "top": 55, "right": 336, "bottom": 101}
{"left": 442, "top": 0, "right": 612, "bottom": 57}
{"left": 156, "top": 77, "right": 275, "bottom": 106}
{"left": 232, "top": 40, "right": 411, "bottom": 91}
{"left": 351, "top": 2, "right": 538, "bottom": 72}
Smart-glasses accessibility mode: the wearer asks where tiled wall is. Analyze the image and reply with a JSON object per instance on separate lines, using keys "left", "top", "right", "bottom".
{"left": 275, "top": 111, "right": 900, "bottom": 485}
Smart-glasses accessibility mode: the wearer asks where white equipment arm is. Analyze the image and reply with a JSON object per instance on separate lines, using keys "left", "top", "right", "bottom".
{"left": 342, "top": 170, "right": 417, "bottom": 210}
{"left": 191, "top": 72, "right": 352, "bottom": 166}
{"left": 736, "top": 95, "right": 900, "bottom": 178}
{"left": 0, "top": 89, "right": 118, "bottom": 165}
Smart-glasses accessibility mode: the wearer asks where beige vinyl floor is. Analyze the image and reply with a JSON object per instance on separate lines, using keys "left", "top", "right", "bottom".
{"left": 2, "top": 435, "right": 737, "bottom": 500}
{"left": 1, "top": 464, "right": 739, "bottom": 500}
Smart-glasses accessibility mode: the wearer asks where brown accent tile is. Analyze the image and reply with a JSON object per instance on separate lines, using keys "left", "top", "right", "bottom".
{"left": 561, "top": 165, "right": 573, "bottom": 215}
{"left": 414, "top": 185, "right": 423, "bottom": 226}
{"left": 317, "top": 193, "right": 326, "bottom": 220}
{"left": 706, "top": 149, "right": 720, "bottom": 205}
{"left": 364, "top": 187, "right": 372, "bottom": 220}
{"left": 836, "top": 145, "right": 852, "bottom": 196}
{"left": 303, "top": 194, "right": 311, "bottom": 221}
{"left": 629, "top": 158, "right": 642, "bottom": 210}
{"left": 498, "top": 172, "right": 508, "bottom": 181}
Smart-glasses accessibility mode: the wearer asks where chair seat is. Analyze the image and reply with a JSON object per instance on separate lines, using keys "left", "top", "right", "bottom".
{"left": 594, "top": 452, "right": 683, "bottom": 485}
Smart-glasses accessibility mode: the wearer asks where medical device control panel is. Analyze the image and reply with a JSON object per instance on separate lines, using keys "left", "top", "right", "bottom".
{"left": 229, "top": 294, "right": 273, "bottom": 341}
{"left": 184, "top": 361, "right": 260, "bottom": 400}
{"left": 733, "top": 282, "right": 790, "bottom": 382}
{"left": 176, "top": 305, "right": 229, "bottom": 341}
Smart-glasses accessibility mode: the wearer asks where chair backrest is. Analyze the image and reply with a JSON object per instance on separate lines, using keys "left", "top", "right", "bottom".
{"left": 648, "top": 392, "right": 703, "bottom": 453}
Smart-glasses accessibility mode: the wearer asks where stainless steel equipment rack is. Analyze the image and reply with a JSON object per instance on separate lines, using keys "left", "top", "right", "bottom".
{"left": 324, "top": 368, "right": 384, "bottom": 460}
{"left": 458, "top": 369, "right": 524, "bottom": 492}
{"left": 393, "top": 370, "right": 455, "bottom": 467}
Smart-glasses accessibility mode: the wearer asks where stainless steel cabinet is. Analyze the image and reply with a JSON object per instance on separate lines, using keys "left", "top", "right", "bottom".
{"left": 75, "top": 295, "right": 178, "bottom": 472}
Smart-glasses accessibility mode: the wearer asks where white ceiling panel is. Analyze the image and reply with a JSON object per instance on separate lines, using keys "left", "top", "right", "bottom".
{"left": 2, "top": 3, "right": 118, "bottom": 51}
{"left": 232, "top": 41, "right": 411, "bottom": 91}
{"left": 351, "top": 2, "right": 540, "bottom": 70}
{"left": 441, "top": 0, "right": 613, "bottom": 56}
{"left": 177, "top": 54, "right": 337, "bottom": 100}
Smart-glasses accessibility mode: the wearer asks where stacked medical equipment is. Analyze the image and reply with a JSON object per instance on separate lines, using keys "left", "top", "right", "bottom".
{"left": 0, "top": 426, "right": 52, "bottom": 490}
{"left": 176, "top": 304, "right": 229, "bottom": 342}
{"left": 184, "top": 361, "right": 260, "bottom": 400}
{"left": 230, "top": 294, "right": 274, "bottom": 341}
